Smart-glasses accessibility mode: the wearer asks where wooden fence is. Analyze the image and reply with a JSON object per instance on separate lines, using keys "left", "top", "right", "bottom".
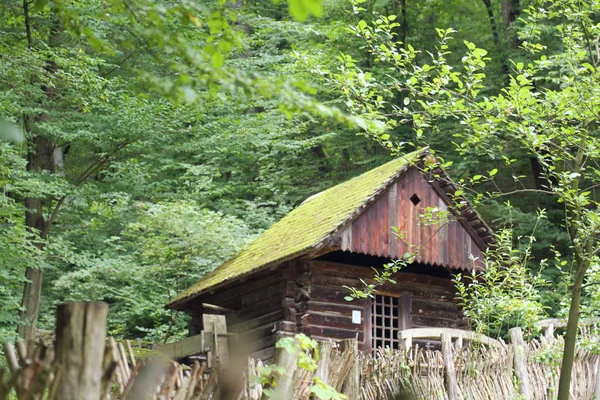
{"left": 2, "top": 302, "right": 600, "bottom": 399}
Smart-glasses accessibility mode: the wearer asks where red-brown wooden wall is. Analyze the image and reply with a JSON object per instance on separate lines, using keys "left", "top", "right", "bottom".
{"left": 337, "top": 167, "right": 484, "bottom": 270}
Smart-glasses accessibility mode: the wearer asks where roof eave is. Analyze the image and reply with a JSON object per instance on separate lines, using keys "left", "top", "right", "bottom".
{"left": 166, "top": 247, "right": 316, "bottom": 310}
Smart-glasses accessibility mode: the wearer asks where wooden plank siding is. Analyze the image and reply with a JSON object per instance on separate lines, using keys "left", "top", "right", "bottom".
{"left": 339, "top": 168, "right": 484, "bottom": 270}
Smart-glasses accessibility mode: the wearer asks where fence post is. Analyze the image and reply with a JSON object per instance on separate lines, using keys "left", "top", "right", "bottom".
{"left": 509, "top": 327, "right": 532, "bottom": 400}
{"left": 594, "top": 356, "right": 600, "bottom": 400}
{"left": 315, "top": 341, "right": 333, "bottom": 385}
{"left": 55, "top": 302, "right": 109, "bottom": 400}
{"left": 203, "top": 314, "right": 229, "bottom": 368}
{"left": 263, "top": 341, "right": 298, "bottom": 400}
{"left": 340, "top": 339, "right": 359, "bottom": 398}
{"left": 441, "top": 333, "right": 458, "bottom": 400}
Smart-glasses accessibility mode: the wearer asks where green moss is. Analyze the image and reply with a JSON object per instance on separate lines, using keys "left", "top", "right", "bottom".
{"left": 168, "top": 148, "right": 428, "bottom": 307}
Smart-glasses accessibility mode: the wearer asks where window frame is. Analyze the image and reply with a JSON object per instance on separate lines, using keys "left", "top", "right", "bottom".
{"left": 366, "top": 292, "right": 411, "bottom": 354}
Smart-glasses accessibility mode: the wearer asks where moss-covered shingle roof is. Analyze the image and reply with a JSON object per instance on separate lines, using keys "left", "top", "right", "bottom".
{"left": 168, "top": 148, "right": 428, "bottom": 308}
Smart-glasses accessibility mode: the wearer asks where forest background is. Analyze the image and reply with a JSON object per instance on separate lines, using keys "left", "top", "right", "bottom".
{"left": 0, "top": 0, "right": 596, "bottom": 357}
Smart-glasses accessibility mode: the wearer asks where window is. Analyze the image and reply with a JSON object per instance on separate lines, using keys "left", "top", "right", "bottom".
{"left": 371, "top": 294, "right": 410, "bottom": 354}
{"left": 410, "top": 193, "right": 421, "bottom": 206}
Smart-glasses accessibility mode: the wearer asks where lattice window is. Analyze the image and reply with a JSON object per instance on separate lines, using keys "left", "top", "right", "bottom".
{"left": 371, "top": 294, "right": 401, "bottom": 353}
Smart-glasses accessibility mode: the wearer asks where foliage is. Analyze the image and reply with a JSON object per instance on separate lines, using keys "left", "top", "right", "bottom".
{"left": 1, "top": 0, "right": 401, "bottom": 342}
{"left": 257, "top": 334, "right": 347, "bottom": 400}
{"left": 44, "top": 200, "right": 252, "bottom": 339}
{"left": 0, "top": 143, "right": 41, "bottom": 344}
{"left": 454, "top": 205, "right": 548, "bottom": 339}
{"left": 0, "top": 1, "right": 598, "bottom": 398}
{"left": 319, "top": 0, "right": 600, "bottom": 395}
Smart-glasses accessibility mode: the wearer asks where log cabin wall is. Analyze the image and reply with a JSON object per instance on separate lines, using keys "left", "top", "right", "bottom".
{"left": 186, "top": 263, "right": 301, "bottom": 360}
{"left": 303, "top": 260, "right": 466, "bottom": 352}
{"left": 337, "top": 167, "right": 484, "bottom": 270}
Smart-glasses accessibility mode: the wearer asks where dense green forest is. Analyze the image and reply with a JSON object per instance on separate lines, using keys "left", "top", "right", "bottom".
{"left": 1, "top": 0, "right": 600, "bottom": 394}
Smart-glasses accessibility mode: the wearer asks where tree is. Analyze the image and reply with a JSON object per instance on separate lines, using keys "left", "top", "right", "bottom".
{"left": 319, "top": 0, "right": 600, "bottom": 396}
{"left": 0, "top": 0, "right": 333, "bottom": 340}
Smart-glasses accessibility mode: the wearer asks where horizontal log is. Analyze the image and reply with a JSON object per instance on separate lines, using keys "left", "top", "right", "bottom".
{"left": 230, "top": 310, "right": 285, "bottom": 333}
{"left": 296, "top": 300, "right": 366, "bottom": 314}
{"left": 249, "top": 346, "right": 275, "bottom": 361}
{"left": 310, "top": 283, "right": 454, "bottom": 305}
{"left": 233, "top": 297, "right": 284, "bottom": 322}
{"left": 411, "top": 315, "right": 459, "bottom": 328}
{"left": 411, "top": 304, "right": 460, "bottom": 320}
{"left": 411, "top": 298, "right": 460, "bottom": 314}
{"left": 241, "top": 283, "right": 285, "bottom": 306}
{"left": 310, "top": 261, "right": 457, "bottom": 289}
{"left": 194, "top": 270, "right": 286, "bottom": 307}
{"left": 309, "top": 325, "right": 364, "bottom": 342}
{"left": 276, "top": 321, "right": 297, "bottom": 333}
{"left": 244, "top": 320, "right": 281, "bottom": 343}
{"left": 304, "top": 312, "right": 361, "bottom": 330}
{"left": 153, "top": 333, "right": 214, "bottom": 359}
{"left": 285, "top": 280, "right": 297, "bottom": 297}
{"left": 246, "top": 334, "right": 277, "bottom": 354}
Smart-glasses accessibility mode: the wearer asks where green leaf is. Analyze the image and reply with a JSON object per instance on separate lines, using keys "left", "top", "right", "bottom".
{"left": 288, "top": 0, "right": 323, "bottom": 22}
{"left": 212, "top": 51, "right": 225, "bottom": 68}
{"left": 582, "top": 63, "right": 595, "bottom": 72}
{"left": 32, "top": 0, "right": 48, "bottom": 12}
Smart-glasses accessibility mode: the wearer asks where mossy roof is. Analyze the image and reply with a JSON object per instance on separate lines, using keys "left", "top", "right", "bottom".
{"left": 168, "top": 147, "right": 429, "bottom": 308}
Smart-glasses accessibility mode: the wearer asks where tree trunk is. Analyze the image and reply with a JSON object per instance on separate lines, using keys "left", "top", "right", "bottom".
{"left": 18, "top": 135, "right": 56, "bottom": 340}
{"left": 398, "top": 0, "right": 407, "bottom": 47}
{"left": 501, "top": 0, "right": 520, "bottom": 49}
{"left": 17, "top": 12, "right": 63, "bottom": 340}
{"left": 481, "top": 0, "right": 500, "bottom": 47}
{"left": 557, "top": 253, "right": 588, "bottom": 400}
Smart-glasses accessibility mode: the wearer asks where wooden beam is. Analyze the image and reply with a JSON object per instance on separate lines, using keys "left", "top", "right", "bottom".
{"left": 153, "top": 333, "right": 214, "bottom": 360}
{"left": 397, "top": 327, "right": 501, "bottom": 348}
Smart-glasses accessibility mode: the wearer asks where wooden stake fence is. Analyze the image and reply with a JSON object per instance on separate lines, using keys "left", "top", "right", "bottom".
{"left": 2, "top": 303, "right": 600, "bottom": 399}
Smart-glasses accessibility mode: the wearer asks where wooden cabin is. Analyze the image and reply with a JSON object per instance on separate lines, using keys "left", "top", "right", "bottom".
{"left": 167, "top": 147, "right": 493, "bottom": 360}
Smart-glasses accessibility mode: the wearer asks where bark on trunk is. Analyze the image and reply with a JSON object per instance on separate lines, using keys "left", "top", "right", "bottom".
{"left": 481, "top": 0, "right": 500, "bottom": 47}
{"left": 18, "top": 13, "right": 64, "bottom": 340}
{"left": 18, "top": 136, "right": 56, "bottom": 340}
{"left": 557, "top": 254, "right": 588, "bottom": 400}
{"left": 501, "top": 0, "right": 520, "bottom": 49}
{"left": 398, "top": 0, "right": 407, "bottom": 47}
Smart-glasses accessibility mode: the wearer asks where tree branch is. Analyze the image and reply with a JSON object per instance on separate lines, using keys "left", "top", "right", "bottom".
{"left": 42, "top": 138, "right": 136, "bottom": 237}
